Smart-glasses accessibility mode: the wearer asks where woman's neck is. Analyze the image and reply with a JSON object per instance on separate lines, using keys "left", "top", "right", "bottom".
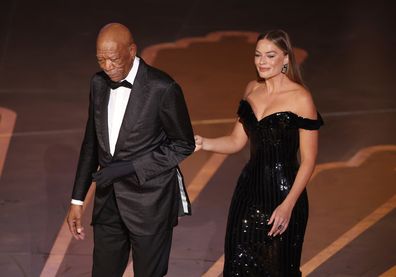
{"left": 264, "top": 74, "right": 288, "bottom": 95}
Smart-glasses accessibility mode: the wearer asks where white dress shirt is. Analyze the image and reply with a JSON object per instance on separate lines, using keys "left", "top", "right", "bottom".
{"left": 108, "top": 57, "right": 140, "bottom": 155}
{"left": 71, "top": 57, "right": 140, "bottom": 206}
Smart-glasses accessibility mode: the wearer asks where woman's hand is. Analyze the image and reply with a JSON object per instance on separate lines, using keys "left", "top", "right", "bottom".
{"left": 267, "top": 202, "right": 293, "bottom": 236}
{"left": 194, "top": 135, "right": 204, "bottom": 152}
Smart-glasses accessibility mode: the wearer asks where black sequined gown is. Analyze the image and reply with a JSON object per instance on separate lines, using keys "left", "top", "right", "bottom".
{"left": 223, "top": 100, "right": 323, "bottom": 277}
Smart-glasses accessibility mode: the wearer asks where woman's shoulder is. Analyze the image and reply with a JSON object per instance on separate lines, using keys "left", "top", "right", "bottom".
{"left": 285, "top": 84, "right": 323, "bottom": 128}
{"left": 243, "top": 80, "right": 262, "bottom": 99}
{"left": 293, "top": 86, "right": 313, "bottom": 104}
{"left": 288, "top": 84, "right": 317, "bottom": 119}
{"left": 285, "top": 81, "right": 309, "bottom": 95}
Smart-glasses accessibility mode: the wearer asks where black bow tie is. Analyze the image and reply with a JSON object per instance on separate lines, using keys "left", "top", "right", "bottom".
{"left": 108, "top": 80, "right": 133, "bottom": 90}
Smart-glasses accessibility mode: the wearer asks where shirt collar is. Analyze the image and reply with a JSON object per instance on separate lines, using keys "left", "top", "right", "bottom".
{"left": 123, "top": 56, "right": 140, "bottom": 85}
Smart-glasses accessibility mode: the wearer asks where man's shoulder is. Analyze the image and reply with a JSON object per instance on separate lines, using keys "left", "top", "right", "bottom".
{"left": 142, "top": 60, "right": 175, "bottom": 86}
{"left": 88, "top": 72, "right": 109, "bottom": 98}
{"left": 91, "top": 71, "right": 107, "bottom": 82}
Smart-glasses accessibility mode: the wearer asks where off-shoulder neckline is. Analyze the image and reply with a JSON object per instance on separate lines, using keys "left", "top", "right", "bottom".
{"left": 240, "top": 99, "right": 322, "bottom": 123}
{"left": 241, "top": 99, "right": 305, "bottom": 123}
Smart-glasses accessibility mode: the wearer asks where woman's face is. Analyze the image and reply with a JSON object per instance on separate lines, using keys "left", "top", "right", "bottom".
{"left": 254, "top": 38, "right": 288, "bottom": 79}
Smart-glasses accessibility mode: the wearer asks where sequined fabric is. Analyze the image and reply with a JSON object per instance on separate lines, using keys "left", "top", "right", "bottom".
{"left": 223, "top": 100, "right": 323, "bottom": 277}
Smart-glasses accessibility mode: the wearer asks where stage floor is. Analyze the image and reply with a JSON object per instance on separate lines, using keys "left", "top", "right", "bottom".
{"left": 0, "top": 1, "right": 395, "bottom": 276}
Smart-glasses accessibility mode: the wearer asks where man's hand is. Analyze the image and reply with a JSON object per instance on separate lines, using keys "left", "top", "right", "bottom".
{"left": 92, "top": 160, "right": 135, "bottom": 188}
{"left": 67, "top": 204, "right": 85, "bottom": 240}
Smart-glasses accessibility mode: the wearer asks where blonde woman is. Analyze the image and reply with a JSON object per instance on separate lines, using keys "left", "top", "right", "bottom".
{"left": 195, "top": 30, "right": 323, "bottom": 276}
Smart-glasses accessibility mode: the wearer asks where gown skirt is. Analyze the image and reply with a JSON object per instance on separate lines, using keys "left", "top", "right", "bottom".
{"left": 223, "top": 100, "right": 323, "bottom": 277}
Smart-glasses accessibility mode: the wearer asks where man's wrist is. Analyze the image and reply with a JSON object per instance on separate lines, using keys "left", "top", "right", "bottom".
{"left": 71, "top": 199, "right": 84, "bottom": 205}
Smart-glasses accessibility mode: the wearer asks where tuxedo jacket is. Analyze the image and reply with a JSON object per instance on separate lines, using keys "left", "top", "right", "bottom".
{"left": 72, "top": 58, "right": 195, "bottom": 235}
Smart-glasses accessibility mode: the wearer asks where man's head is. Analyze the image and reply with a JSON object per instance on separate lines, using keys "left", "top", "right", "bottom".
{"left": 96, "top": 23, "right": 137, "bottom": 82}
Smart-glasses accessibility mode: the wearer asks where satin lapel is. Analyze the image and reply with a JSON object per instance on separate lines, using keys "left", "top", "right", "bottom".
{"left": 94, "top": 77, "right": 111, "bottom": 156}
{"left": 113, "top": 62, "right": 149, "bottom": 157}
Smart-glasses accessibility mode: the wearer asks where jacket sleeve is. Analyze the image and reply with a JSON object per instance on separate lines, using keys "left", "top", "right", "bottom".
{"left": 133, "top": 81, "right": 195, "bottom": 185}
{"left": 71, "top": 87, "right": 99, "bottom": 200}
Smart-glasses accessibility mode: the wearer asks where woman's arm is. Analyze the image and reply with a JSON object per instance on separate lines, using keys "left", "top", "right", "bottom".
{"left": 195, "top": 120, "right": 248, "bottom": 154}
{"left": 268, "top": 89, "right": 319, "bottom": 236}
{"left": 194, "top": 80, "right": 258, "bottom": 154}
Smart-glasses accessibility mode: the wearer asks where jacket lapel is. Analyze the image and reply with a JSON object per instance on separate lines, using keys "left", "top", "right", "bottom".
{"left": 113, "top": 60, "right": 149, "bottom": 157}
{"left": 94, "top": 74, "right": 111, "bottom": 156}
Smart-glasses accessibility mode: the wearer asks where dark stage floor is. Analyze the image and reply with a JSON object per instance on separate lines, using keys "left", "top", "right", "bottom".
{"left": 0, "top": 1, "right": 395, "bottom": 276}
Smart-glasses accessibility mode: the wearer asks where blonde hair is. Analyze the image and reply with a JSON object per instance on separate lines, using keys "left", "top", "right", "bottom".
{"left": 257, "top": 30, "right": 305, "bottom": 87}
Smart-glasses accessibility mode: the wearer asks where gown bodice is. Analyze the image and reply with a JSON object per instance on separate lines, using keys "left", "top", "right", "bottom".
{"left": 238, "top": 99, "right": 323, "bottom": 167}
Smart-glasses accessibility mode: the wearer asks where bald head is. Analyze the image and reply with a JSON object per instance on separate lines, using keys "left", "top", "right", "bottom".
{"left": 96, "top": 23, "right": 137, "bottom": 81}
{"left": 97, "top": 23, "right": 134, "bottom": 47}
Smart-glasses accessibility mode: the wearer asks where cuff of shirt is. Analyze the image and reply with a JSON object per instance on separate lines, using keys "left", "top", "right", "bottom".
{"left": 71, "top": 199, "right": 84, "bottom": 205}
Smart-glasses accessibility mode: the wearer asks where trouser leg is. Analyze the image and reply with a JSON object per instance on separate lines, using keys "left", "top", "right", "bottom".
{"left": 92, "top": 191, "right": 130, "bottom": 277}
{"left": 130, "top": 229, "right": 173, "bottom": 277}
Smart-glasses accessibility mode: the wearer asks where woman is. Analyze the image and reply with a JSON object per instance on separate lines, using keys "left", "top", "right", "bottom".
{"left": 194, "top": 30, "right": 323, "bottom": 276}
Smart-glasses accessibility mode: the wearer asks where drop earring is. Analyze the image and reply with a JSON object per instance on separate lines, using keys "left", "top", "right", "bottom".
{"left": 281, "top": 64, "right": 288, "bottom": 74}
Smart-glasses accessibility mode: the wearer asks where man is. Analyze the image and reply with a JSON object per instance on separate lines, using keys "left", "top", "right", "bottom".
{"left": 66, "top": 23, "right": 195, "bottom": 277}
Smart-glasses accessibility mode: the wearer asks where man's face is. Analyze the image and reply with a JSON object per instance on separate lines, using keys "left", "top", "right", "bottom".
{"left": 96, "top": 40, "right": 136, "bottom": 82}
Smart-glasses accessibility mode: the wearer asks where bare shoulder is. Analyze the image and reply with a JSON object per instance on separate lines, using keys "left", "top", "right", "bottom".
{"left": 290, "top": 85, "right": 317, "bottom": 119}
{"left": 243, "top": 80, "right": 261, "bottom": 99}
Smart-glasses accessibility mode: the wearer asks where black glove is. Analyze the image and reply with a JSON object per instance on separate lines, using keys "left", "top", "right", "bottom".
{"left": 92, "top": 160, "right": 135, "bottom": 187}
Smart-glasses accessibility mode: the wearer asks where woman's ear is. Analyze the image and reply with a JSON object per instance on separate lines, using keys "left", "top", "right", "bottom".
{"left": 283, "top": 53, "right": 289, "bottom": 65}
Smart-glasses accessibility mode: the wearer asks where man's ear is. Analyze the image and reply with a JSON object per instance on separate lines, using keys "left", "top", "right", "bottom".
{"left": 129, "top": 43, "right": 137, "bottom": 57}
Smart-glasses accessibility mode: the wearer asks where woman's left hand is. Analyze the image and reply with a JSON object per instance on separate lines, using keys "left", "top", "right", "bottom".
{"left": 267, "top": 202, "right": 293, "bottom": 236}
{"left": 194, "top": 135, "right": 204, "bottom": 152}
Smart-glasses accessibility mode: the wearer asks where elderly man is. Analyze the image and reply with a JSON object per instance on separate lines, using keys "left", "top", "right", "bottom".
{"left": 66, "top": 23, "right": 195, "bottom": 277}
